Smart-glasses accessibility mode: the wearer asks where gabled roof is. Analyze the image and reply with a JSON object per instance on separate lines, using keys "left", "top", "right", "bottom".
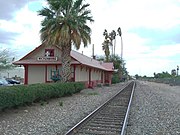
{"left": 101, "top": 62, "right": 114, "bottom": 71}
{"left": 70, "top": 50, "right": 113, "bottom": 71}
{"left": 13, "top": 44, "right": 114, "bottom": 72}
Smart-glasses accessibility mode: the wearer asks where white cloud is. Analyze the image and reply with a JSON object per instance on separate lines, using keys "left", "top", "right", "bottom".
{"left": 87, "top": 0, "right": 180, "bottom": 30}
{"left": 150, "top": 44, "right": 180, "bottom": 58}
{"left": 0, "top": 4, "right": 43, "bottom": 57}
{"left": 126, "top": 43, "right": 180, "bottom": 76}
{"left": 80, "top": 0, "right": 180, "bottom": 76}
{"left": 127, "top": 58, "right": 173, "bottom": 76}
{"left": 1, "top": 0, "right": 179, "bottom": 77}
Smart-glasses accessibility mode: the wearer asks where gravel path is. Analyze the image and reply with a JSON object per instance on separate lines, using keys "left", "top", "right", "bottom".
{"left": 0, "top": 82, "right": 127, "bottom": 135}
{"left": 126, "top": 81, "right": 180, "bottom": 135}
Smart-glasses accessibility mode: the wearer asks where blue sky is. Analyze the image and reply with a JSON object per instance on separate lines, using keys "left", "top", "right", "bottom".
{"left": 0, "top": 0, "right": 180, "bottom": 76}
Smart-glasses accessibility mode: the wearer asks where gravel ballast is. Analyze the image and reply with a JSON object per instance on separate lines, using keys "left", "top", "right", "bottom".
{"left": 1, "top": 81, "right": 179, "bottom": 135}
{"left": 126, "top": 81, "right": 180, "bottom": 135}
{"left": 0, "top": 83, "right": 127, "bottom": 135}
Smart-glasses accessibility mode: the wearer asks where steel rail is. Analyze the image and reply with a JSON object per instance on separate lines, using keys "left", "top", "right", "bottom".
{"left": 64, "top": 81, "right": 135, "bottom": 135}
{"left": 120, "top": 81, "right": 136, "bottom": 135}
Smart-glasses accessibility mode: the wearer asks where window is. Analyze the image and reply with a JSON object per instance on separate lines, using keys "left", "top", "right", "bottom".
{"left": 45, "top": 49, "right": 54, "bottom": 57}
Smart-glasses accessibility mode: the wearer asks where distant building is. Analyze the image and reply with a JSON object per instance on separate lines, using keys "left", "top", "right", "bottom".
{"left": 13, "top": 44, "right": 114, "bottom": 88}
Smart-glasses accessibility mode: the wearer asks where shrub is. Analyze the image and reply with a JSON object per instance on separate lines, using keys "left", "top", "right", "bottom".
{"left": 112, "top": 73, "right": 120, "bottom": 84}
{"left": 74, "top": 82, "right": 85, "bottom": 93}
{"left": 0, "top": 82, "right": 85, "bottom": 111}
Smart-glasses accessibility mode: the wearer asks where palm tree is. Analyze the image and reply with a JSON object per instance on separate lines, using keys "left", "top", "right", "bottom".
{"left": 38, "top": 0, "right": 94, "bottom": 82}
{"left": 103, "top": 29, "right": 108, "bottom": 39}
{"left": 102, "top": 29, "right": 114, "bottom": 61}
{"left": 117, "top": 27, "right": 123, "bottom": 60}
{"left": 109, "top": 30, "right": 116, "bottom": 57}
{"left": 102, "top": 39, "right": 111, "bottom": 62}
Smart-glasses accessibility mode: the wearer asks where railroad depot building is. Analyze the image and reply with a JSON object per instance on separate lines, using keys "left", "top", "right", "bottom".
{"left": 13, "top": 44, "right": 114, "bottom": 88}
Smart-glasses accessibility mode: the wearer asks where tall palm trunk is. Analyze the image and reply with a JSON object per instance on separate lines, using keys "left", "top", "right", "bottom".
{"left": 105, "top": 48, "right": 110, "bottom": 62}
{"left": 61, "top": 44, "right": 71, "bottom": 82}
{"left": 121, "top": 36, "right": 123, "bottom": 60}
{"left": 113, "top": 38, "right": 116, "bottom": 57}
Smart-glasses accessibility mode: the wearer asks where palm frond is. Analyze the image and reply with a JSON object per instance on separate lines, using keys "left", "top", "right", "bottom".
{"left": 73, "top": 0, "right": 83, "bottom": 11}
{"left": 38, "top": 0, "right": 93, "bottom": 49}
{"left": 79, "top": 4, "right": 90, "bottom": 12}
{"left": 38, "top": 7, "right": 54, "bottom": 18}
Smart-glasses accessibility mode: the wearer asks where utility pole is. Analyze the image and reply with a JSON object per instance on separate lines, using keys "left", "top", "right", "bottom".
{"left": 177, "top": 65, "right": 179, "bottom": 76}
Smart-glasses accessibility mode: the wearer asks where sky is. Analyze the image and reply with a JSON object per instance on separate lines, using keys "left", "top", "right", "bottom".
{"left": 0, "top": 0, "right": 180, "bottom": 76}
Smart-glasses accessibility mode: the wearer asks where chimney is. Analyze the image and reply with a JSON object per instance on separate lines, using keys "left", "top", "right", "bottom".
{"left": 92, "top": 44, "right": 96, "bottom": 59}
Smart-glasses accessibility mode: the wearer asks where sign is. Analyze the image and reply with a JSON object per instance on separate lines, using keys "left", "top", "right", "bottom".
{"left": 37, "top": 57, "right": 58, "bottom": 61}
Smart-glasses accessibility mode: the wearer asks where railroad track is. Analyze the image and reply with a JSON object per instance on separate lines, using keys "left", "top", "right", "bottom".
{"left": 64, "top": 81, "right": 136, "bottom": 135}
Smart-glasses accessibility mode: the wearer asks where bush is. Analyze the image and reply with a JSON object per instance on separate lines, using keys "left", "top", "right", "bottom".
{"left": 74, "top": 82, "right": 85, "bottom": 93}
{"left": 112, "top": 73, "right": 120, "bottom": 84}
{"left": 0, "top": 82, "right": 85, "bottom": 111}
{"left": 147, "top": 77, "right": 180, "bottom": 86}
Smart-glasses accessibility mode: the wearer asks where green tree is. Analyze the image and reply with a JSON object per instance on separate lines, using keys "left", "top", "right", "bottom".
{"left": 111, "top": 56, "right": 128, "bottom": 81}
{"left": 154, "top": 71, "right": 172, "bottom": 78}
{"left": 153, "top": 72, "right": 156, "bottom": 78}
{"left": 96, "top": 55, "right": 105, "bottom": 61}
{"left": 38, "top": 0, "right": 94, "bottom": 82}
{"left": 171, "top": 69, "right": 176, "bottom": 76}
{"left": 135, "top": 74, "right": 140, "bottom": 79}
{"left": 97, "top": 55, "right": 128, "bottom": 82}
{"left": 110, "top": 55, "right": 122, "bottom": 69}
{"left": 0, "top": 49, "right": 14, "bottom": 72}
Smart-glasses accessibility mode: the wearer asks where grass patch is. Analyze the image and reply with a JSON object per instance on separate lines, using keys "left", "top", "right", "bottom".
{"left": 58, "top": 101, "right": 63, "bottom": 107}
{"left": 87, "top": 92, "right": 99, "bottom": 96}
{"left": 40, "top": 100, "right": 48, "bottom": 106}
